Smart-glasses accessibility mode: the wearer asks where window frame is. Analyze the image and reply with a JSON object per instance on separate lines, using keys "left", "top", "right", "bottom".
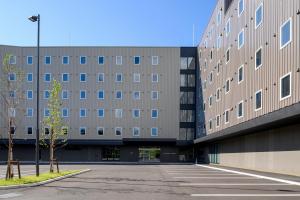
{"left": 238, "top": 29, "right": 245, "bottom": 49}
{"left": 255, "top": 3, "right": 263, "bottom": 29}
{"left": 98, "top": 90, "right": 105, "bottom": 100}
{"left": 238, "top": 65, "right": 244, "bottom": 84}
{"left": 115, "top": 127, "right": 122, "bottom": 136}
{"left": 116, "top": 56, "right": 122, "bottom": 65}
{"left": 27, "top": 73, "right": 33, "bottom": 82}
{"left": 27, "top": 126, "right": 33, "bottom": 135}
{"left": 151, "top": 127, "right": 158, "bottom": 137}
{"left": 80, "top": 90, "right": 87, "bottom": 100}
{"left": 216, "top": 88, "right": 221, "bottom": 102}
{"left": 133, "top": 91, "right": 141, "bottom": 100}
{"left": 79, "top": 108, "right": 87, "bottom": 118}
{"left": 255, "top": 89, "right": 263, "bottom": 111}
{"left": 27, "top": 108, "right": 33, "bottom": 117}
{"left": 238, "top": 0, "right": 244, "bottom": 17}
{"left": 98, "top": 108, "right": 105, "bottom": 118}
{"left": 62, "top": 56, "right": 69, "bottom": 65}
{"left": 44, "top": 73, "right": 51, "bottom": 82}
{"left": 62, "top": 73, "right": 69, "bottom": 82}
{"left": 152, "top": 56, "right": 159, "bottom": 65}
{"left": 151, "top": 91, "right": 159, "bottom": 100}
{"left": 115, "top": 109, "right": 123, "bottom": 118}
{"left": 280, "top": 18, "right": 292, "bottom": 49}
{"left": 151, "top": 109, "right": 158, "bottom": 119}
{"left": 44, "top": 56, "right": 51, "bottom": 65}
{"left": 225, "top": 79, "right": 230, "bottom": 94}
{"left": 132, "top": 109, "right": 140, "bottom": 118}
{"left": 80, "top": 73, "right": 87, "bottom": 82}
{"left": 115, "top": 90, "right": 122, "bottom": 100}
{"left": 80, "top": 56, "right": 87, "bottom": 65}
{"left": 152, "top": 73, "right": 159, "bottom": 83}
{"left": 280, "top": 72, "right": 292, "bottom": 101}
{"left": 27, "top": 56, "right": 33, "bottom": 65}
{"left": 255, "top": 47, "right": 263, "bottom": 70}
{"left": 98, "top": 56, "right": 105, "bottom": 65}
{"left": 115, "top": 73, "right": 123, "bottom": 83}
{"left": 27, "top": 90, "right": 33, "bottom": 100}
{"left": 237, "top": 101, "right": 244, "bottom": 119}
{"left": 132, "top": 127, "right": 140, "bottom": 137}
{"left": 79, "top": 127, "right": 86, "bottom": 135}
{"left": 62, "top": 108, "right": 69, "bottom": 118}
{"left": 133, "top": 73, "right": 141, "bottom": 83}
{"left": 134, "top": 56, "right": 141, "bottom": 65}
{"left": 97, "top": 73, "right": 104, "bottom": 82}
{"left": 225, "top": 18, "right": 231, "bottom": 37}
{"left": 225, "top": 47, "right": 230, "bottom": 64}
{"left": 97, "top": 127, "right": 104, "bottom": 136}
{"left": 224, "top": 109, "right": 230, "bottom": 124}
{"left": 62, "top": 90, "right": 69, "bottom": 100}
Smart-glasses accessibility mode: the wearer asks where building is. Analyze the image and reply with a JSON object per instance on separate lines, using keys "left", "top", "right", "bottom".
{"left": 195, "top": 0, "right": 300, "bottom": 176}
{"left": 0, "top": 46, "right": 198, "bottom": 162}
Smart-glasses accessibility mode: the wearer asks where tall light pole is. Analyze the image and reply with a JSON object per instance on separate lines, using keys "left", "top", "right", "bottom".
{"left": 28, "top": 14, "right": 40, "bottom": 176}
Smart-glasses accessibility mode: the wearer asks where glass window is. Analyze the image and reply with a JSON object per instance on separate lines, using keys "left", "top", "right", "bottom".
{"left": 9, "top": 55, "right": 16, "bottom": 64}
{"left": 44, "top": 73, "right": 51, "bottom": 82}
{"left": 180, "top": 92, "right": 187, "bottom": 104}
{"left": 80, "top": 90, "right": 86, "bottom": 99}
{"left": 280, "top": 18, "right": 292, "bottom": 49}
{"left": 226, "top": 48, "right": 230, "bottom": 63}
{"left": 217, "top": 10, "right": 222, "bottom": 25}
{"left": 132, "top": 109, "right": 140, "bottom": 118}
{"left": 98, "top": 109, "right": 104, "bottom": 118}
{"left": 188, "top": 75, "right": 195, "bottom": 87}
{"left": 115, "top": 91, "right": 122, "bottom": 99}
{"left": 62, "top": 73, "right": 69, "bottom": 82}
{"left": 80, "top": 127, "right": 86, "bottom": 135}
{"left": 80, "top": 73, "right": 86, "bottom": 82}
{"left": 44, "top": 108, "right": 50, "bottom": 117}
{"left": 27, "top": 127, "right": 33, "bottom": 135}
{"left": 27, "top": 73, "right": 33, "bottom": 82}
{"left": 116, "top": 73, "right": 123, "bottom": 82}
{"left": 133, "top": 91, "right": 140, "bottom": 100}
{"left": 116, "top": 56, "right": 122, "bottom": 65}
{"left": 97, "top": 127, "right": 104, "bottom": 136}
{"left": 62, "top": 108, "right": 68, "bottom": 117}
{"left": 8, "top": 73, "right": 16, "bottom": 81}
{"left": 80, "top": 56, "right": 86, "bottom": 65}
{"left": 181, "top": 57, "right": 188, "bottom": 69}
{"left": 280, "top": 73, "right": 291, "bottom": 100}
{"left": 27, "top": 56, "right": 33, "bottom": 65}
{"left": 134, "top": 56, "right": 140, "bottom": 65}
{"left": 187, "top": 57, "right": 195, "bottom": 69}
{"left": 151, "top": 109, "right": 158, "bottom": 118}
{"left": 27, "top": 90, "right": 33, "bottom": 99}
{"left": 62, "top": 90, "right": 68, "bottom": 99}
{"left": 255, "top": 4, "right": 263, "bottom": 28}
{"left": 187, "top": 92, "right": 195, "bottom": 104}
{"left": 152, "top": 74, "right": 159, "bottom": 82}
{"left": 255, "top": 48, "right": 262, "bottom": 69}
{"left": 255, "top": 90, "right": 262, "bottom": 110}
{"left": 216, "top": 88, "right": 220, "bottom": 101}
{"left": 44, "top": 90, "right": 50, "bottom": 99}
{"left": 98, "top": 90, "right": 104, "bottom": 99}
{"left": 133, "top": 127, "right": 140, "bottom": 136}
{"left": 217, "top": 35, "right": 222, "bottom": 49}
{"left": 225, "top": 18, "right": 231, "bottom": 36}
{"left": 27, "top": 108, "right": 33, "bottom": 117}
{"left": 225, "top": 110, "right": 229, "bottom": 124}
{"left": 238, "top": 29, "right": 244, "bottom": 49}
{"left": 98, "top": 73, "right": 104, "bottom": 82}
{"left": 238, "top": 65, "right": 244, "bottom": 83}
{"left": 216, "top": 115, "right": 220, "bottom": 127}
{"left": 98, "top": 56, "right": 105, "bottom": 65}
{"left": 80, "top": 109, "right": 87, "bottom": 117}
{"left": 115, "top": 127, "right": 122, "bottom": 136}
{"left": 238, "top": 0, "right": 244, "bottom": 16}
{"left": 115, "top": 109, "right": 123, "bottom": 118}
{"left": 151, "top": 91, "right": 159, "bottom": 100}
{"left": 44, "top": 127, "right": 50, "bottom": 135}
{"left": 9, "top": 91, "right": 16, "bottom": 98}
{"left": 209, "top": 95, "right": 213, "bottom": 107}
{"left": 62, "top": 127, "right": 68, "bottom": 135}
{"left": 45, "top": 56, "right": 51, "bottom": 65}
{"left": 133, "top": 73, "right": 140, "bottom": 83}
{"left": 151, "top": 127, "right": 158, "bottom": 136}
{"left": 62, "top": 56, "right": 69, "bottom": 65}
{"left": 237, "top": 102, "right": 244, "bottom": 118}
{"left": 180, "top": 75, "right": 187, "bottom": 87}
{"left": 152, "top": 56, "right": 159, "bottom": 65}
{"left": 225, "top": 79, "right": 230, "bottom": 93}
{"left": 209, "top": 120, "right": 213, "bottom": 130}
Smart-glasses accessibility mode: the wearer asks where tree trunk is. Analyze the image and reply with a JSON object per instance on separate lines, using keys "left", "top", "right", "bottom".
{"left": 50, "top": 128, "right": 54, "bottom": 173}
{"left": 6, "top": 118, "right": 14, "bottom": 179}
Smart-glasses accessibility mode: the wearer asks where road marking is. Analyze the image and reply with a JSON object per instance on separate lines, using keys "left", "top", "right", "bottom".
{"left": 191, "top": 194, "right": 300, "bottom": 197}
{"left": 173, "top": 177, "right": 258, "bottom": 179}
{"left": 196, "top": 164, "right": 300, "bottom": 186}
{"left": 168, "top": 173, "right": 242, "bottom": 176}
{"left": 0, "top": 193, "right": 22, "bottom": 199}
{"left": 180, "top": 183, "right": 290, "bottom": 186}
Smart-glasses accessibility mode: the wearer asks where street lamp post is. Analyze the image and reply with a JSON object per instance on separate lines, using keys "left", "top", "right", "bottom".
{"left": 28, "top": 14, "right": 40, "bottom": 176}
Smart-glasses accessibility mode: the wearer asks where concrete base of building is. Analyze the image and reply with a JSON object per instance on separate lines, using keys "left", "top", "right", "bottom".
{"left": 196, "top": 123, "right": 300, "bottom": 177}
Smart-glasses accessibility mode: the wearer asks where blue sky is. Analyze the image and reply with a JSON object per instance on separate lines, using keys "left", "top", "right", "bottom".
{"left": 0, "top": 0, "right": 216, "bottom": 47}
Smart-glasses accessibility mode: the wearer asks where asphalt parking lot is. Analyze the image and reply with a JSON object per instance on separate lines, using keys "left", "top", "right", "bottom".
{"left": 1, "top": 164, "right": 300, "bottom": 199}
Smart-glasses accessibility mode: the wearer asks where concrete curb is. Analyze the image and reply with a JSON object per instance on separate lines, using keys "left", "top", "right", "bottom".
{"left": 0, "top": 169, "right": 91, "bottom": 190}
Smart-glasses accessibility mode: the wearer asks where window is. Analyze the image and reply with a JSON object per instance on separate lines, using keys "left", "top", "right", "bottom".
{"left": 44, "top": 73, "right": 51, "bottom": 82}
{"left": 152, "top": 74, "right": 159, "bottom": 83}
{"left": 27, "top": 73, "right": 33, "bottom": 82}
{"left": 209, "top": 120, "right": 213, "bottom": 130}
{"left": 255, "top": 3, "right": 263, "bottom": 29}
{"left": 132, "top": 109, "right": 140, "bottom": 118}
{"left": 210, "top": 50, "right": 213, "bottom": 60}
{"left": 225, "top": 110, "right": 229, "bottom": 124}
{"left": 80, "top": 90, "right": 86, "bottom": 99}
{"left": 187, "top": 57, "right": 195, "bottom": 70}
{"left": 226, "top": 48, "right": 230, "bottom": 63}
{"left": 151, "top": 127, "right": 158, "bottom": 136}
{"left": 80, "top": 73, "right": 86, "bottom": 82}
{"left": 62, "top": 56, "right": 69, "bottom": 65}
{"left": 27, "top": 108, "right": 33, "bottom": 117}
{"left": 280, "top": 18, "right": 292, "bottom": 49}
{"left": 116, "top": 56, "right": 122, "bottom": 65}
{"left": 115, "top": 91, "right": 122, "bottom": 100}
{"left": 9, "top": 91, "right": 16, "bottom": 98}
{"left": 209, "top": 95, "right": 213, "bottom": 107}
{"left": 115, "top": 73, "right": 123, "bottom": 82}
{"left": 152, "top": 56, "right": 159, "bottom": 65}
{"left": 151, "top": 91, "right": 159, "bottom": 100}
{"left": 62, "top": 108, "right": 69, "bottom": 117}
{"left": 217, "top": 62, "right": 221, "bottom": 74}
{"left": 255, "top": 90, "right": 262, "bottom": 111}
{"left": 237, "top": 101, "right": 244, "bottom": 118}
{"left": 217, "top": 10, "right": 222, "bottom": 25}
{"left": 62, "top": 127, "right": 68, "bottom": 135}
{"left": 216, "top": 115, "right": 221, "bottom": 127}
{"left": 133, "top": 73, "right": 140, "bottom": 83}
{"left": 27, "top": 56, "right": 33, "bottom": 65}
{"left": 225, "top": 79, "right": 230, "bottom": 94}
{"left": 181, "top": 57, "right": 188, "bottom": 69}
{"left": 133, "top": 91, "right": 140, "bottom": 100}
{"left": 97, "top": 127, "right": 104, "bottom": 136}
{"left": 62, "top": 90, "right": 69, "bottom": 99}
{"left": 98, "top": 109, "right": 105, "bottom": 118}
{"left": 44, "top": 127, "right": 50, "bottom": 135}
{"left": 225, "top": 18, "right": 231, "bottom": 37}
{"left": 98, "top": 56, "right": 105, "bottom": 65}
{"left": 9, "top": 55, "right": 16, "bottom": 64}
{"left": 27, "top": 127, "right": 33, "bottom": 135}
{"left": 62, "top": 73, "right": 69, "bottom": 82}
{"left": 203, "top": 80, "right": 207, "bottom": 90}
{"left": 133, "top": 127, "right": 140, "bottom": 136}
{"left": 27, "top": 90, "right": 33, "bottom": 100}
{"left": 98, "top": 73, "right": 104, "bottom": 82}
{"left": 151, "top": 109, "right": 158, "bottom": 118}
{"left": 209, "top": 72, "right": 213, "bottom": 84}
{"left": 238, "top": 0, "right": 244, "bottom": 16}
{"left": 115, "top": 109, "right": 123, "bottom": 118}
{"left": 8, "top": 73, "right": 16, "bottom": 81}
{"left": 280, "top": 72, "right": 291, "bottom": 100}
{"left": 98, "top": 90, "right": 104, "bottom": 100}
{"left": 80, "top": 127, "right": 86, "bottom": 135}
{"left": 255, "top": 47, "right": 262, "bottom": 69}
{"left": 238, "top": 29, "right": 244, "bottom": 49}
{"left": 134, "top": 56, "right": 140, "bottom": 65}
{"left": 44, "top": 108, "right": 50, "bottom": 117}
{"left": 80, "top": 109, "right": 87, "bottom": 117}
{"left": 80, "top": 56, "right": 86, "bottom": 65}
{"left": 115, "top": 127, "right": 122, "bottom": 136}
{"left": 45, "top": 56, "right": 51, "bottom": 65}
{"left": 216, "top": 88, "right": 221, "bottom": 101}
{"left": 217, "top": 35, "right": 222, "bottom": 50}
{"left": 238, "top": 65, "right": 244, "bottom": 83}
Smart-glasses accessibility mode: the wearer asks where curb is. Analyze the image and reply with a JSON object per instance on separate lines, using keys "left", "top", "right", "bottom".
{"left": 0, "top": 169, "right": 91, "bottom": 190}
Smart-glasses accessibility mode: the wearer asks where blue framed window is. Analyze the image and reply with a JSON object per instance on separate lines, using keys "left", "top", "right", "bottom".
{"left": 98, "top": 90, "right": 104, "bottom": 99}
{"left": 8, "top": 73, "right": 16, "bottom": 81}
{"left": 151, "top": 127, "right": 158, "bottom": 136}
{"left": 80, "top": 56, "right": 86, "bottom": 64}
{"left": 80, "top": 109, "right": 87, "bottom": 117}
{"left": 80, "top": 90, "right": 86, "bottom": 99}
{"left": 151, "top": 109, "right": 158, "bottom": 118}
{"left": 27, "top": 73, "right": 33, "bottom": 82}
{"left": 280, "top": 18, "right": 292, "bottom": 49}
{"left": 80, "top": 73, "right": 86, "bottom": 82}
{"left": 62, "top": 56, "right": 69, "bottom": 65}
{"left": 134, "top": 56, "right": 140, "bottom": 65}
{"left": 45, "top": 56, "right": 51, "bottom": 65}
{"left": 27, "top": 90, "right": 33, "bottom": 99}
{"left": 98, "top": 109, "right": 104, "bottom": 118}
{"left": 44, "top": 73, "right": 51, "bottom": 82}
{"left": 62, "top": 73, "right": 69, "bottom": 82}
{"left": 98, "top": 56, "right": 105, "bottom": 65}
{"left": 27, "top": 56, "right": 33, "bottom": 65}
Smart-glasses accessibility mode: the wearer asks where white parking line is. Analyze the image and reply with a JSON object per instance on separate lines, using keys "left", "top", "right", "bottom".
{"left": 196, "top": 164, "right": 300, "bottom": 186}
{"left": 191, "top": 194, "right": 300, "bottom": 197}
{"left": 180, "top": 183, "right": 290, "bottom": 186}
{"left": 0, "top": 193, "right": 22, "bottom": 199}
{"left": 168, "top": 173, "right": 243, "bottom": 176}
{"left": 173, "top": 176, "right": 258, "bottom": 179}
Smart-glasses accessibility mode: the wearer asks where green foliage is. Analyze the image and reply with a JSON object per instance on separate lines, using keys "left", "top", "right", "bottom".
{"left": 0, "top": 170, "right": 80, "bottom": 186}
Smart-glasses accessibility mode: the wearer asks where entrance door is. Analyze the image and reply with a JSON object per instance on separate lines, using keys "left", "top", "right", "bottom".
{"left": 139, "top": 147, "right": 160, "bottom": 162}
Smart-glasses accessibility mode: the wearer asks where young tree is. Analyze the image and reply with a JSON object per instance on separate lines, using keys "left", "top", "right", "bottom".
{"left": 43, "top": 79, "right": 67, "bottom": 173}
{"left": 0, "top": 54, "right": 25, "bottom": 179}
